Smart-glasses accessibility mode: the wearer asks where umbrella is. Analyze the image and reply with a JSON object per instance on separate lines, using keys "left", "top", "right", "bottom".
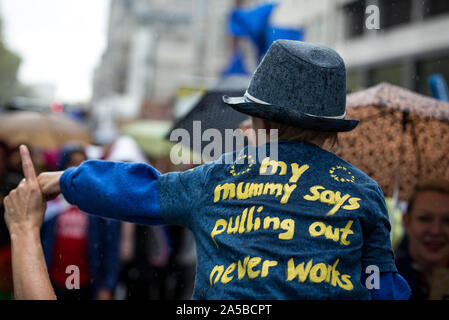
{"left": 0, "top": 111, "right": 91, "bottom": 149}
{"left": 336, "top": 82, "right": 449, "bottom": 202}
{"left": 167, "top": 75, "right": 251, "bottom": 160}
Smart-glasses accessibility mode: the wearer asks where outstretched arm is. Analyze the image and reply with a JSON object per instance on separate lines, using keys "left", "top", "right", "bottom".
{"left": 38, "top": 160, "right": 163, "bottom": 225}
{"left": 3, "top": 145, "right": 56, "bottom": 300}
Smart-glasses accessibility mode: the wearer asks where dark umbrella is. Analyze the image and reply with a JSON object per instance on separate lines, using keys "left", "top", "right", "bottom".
{"left": 167, "top": 75, "right": 251, "bottom": 160}
{"left": 336, "top": 82, "right": 449, "bottom": 202}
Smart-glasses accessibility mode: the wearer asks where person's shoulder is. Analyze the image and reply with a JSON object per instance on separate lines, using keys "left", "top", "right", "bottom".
{"left": 314, "top": 146, "right": 385, "bottom": 200}
{"left": 269, "top": 140, "right": 380, "bottom": 187}
{"left": 346, "top": 166, "right": 384, "bottom": 201}
{"left": 323, "top": 148, "right": 381, "bottom": 190}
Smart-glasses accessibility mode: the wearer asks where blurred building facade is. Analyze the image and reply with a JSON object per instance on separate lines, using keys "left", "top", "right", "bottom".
{"left": 91, "top": 0, "right": 261, "bottom": 136}
{"left": 273, "top": 0, "right": 449, "bottom": 95}
{"left": 90, "top": 0, "right": 449, "bottom": 136}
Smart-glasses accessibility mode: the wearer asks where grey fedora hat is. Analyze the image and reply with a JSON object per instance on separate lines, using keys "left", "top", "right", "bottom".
{"left": 223, "top": 40, "right": 359, "bottom": 132}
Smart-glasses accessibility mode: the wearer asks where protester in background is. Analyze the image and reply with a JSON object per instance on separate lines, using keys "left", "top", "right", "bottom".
{"left": 0, "top": 141, "right": 23, "bottom": 299}
{"left": 40, "top": 144, "right": 120, "bottom": 300}
{"left": 395, "top": 179, "right": 449, "bottom": 299}
{"left": 106, "top": 136, "right": 175, "bottom": 300}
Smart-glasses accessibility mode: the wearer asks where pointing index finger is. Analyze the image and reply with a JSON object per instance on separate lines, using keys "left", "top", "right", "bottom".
{"left": 19, "top": 145, "right": 37, "bottom": 182}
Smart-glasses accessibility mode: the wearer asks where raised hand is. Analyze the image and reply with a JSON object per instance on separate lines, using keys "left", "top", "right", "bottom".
{"left": 3, "top": 145, "right": 46, "bottom": 234}
{"left": 3, "top": 145, "right": 56, "bottom": 300}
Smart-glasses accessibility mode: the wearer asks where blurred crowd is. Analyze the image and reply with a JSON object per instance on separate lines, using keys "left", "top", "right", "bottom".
{"left": 0, "top": 136, "right": 196, "bottom": 300}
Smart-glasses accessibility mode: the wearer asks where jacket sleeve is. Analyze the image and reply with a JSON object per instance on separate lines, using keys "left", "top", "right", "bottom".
{"left": 59, "top": 160, "right": 165, "bottom": 225}
{"left": 360, "top": 184, "right": 398, "bottom": 273}
{"left": 363, "top": 272, "right": 411, "bottom": 300}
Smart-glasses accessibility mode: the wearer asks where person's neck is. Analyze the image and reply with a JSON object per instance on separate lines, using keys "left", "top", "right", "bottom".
{"left": 256, "top": 135, "right": 326, "bottom": 147}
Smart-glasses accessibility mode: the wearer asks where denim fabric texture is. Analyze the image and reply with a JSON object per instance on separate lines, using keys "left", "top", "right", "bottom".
{"left": 59, "top": 142, "right": 404, "bottom": 299}
{"left": 158, "top": 141, "right": 397, "bottom": 299}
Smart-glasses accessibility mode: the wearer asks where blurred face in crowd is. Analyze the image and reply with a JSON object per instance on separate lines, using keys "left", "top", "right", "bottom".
{"left": 403, "top": 190, "right": 449, "bottom": 269}
{"left": 8, "top": 148, "right": 21, "bottom": 173}
{"left": 66, "top": 151, "right": 87, "bottom": 169}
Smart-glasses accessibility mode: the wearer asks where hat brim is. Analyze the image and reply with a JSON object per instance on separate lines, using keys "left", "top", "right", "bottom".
{"left": 223, "top": 96, "right": 359, "bottom": 132}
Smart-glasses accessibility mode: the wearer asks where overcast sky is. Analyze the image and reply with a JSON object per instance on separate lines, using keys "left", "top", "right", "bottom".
{"left": 1, "top": 0, "right": 110, "bottom": 103}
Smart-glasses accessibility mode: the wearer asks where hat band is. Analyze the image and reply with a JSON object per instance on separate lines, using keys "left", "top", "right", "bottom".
{"left": 302, "top": 111, "right": 346, "bottom": 120}
{"left": 244, "top": 91, "right": 346, "bottom": 120}
{"left": 244, "top": 91, "right": 271, "bottom": 105}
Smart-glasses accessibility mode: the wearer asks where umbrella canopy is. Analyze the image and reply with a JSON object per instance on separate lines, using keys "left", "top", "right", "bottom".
{"left": 0, "top": 111, "right": 91, "bottom": 149}
{"left": 336, "top": 82, "right": 449, "bottom": 201}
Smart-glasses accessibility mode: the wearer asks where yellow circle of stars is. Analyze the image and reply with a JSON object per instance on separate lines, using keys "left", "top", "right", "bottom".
{"left": 230, "top": 154, "right": 256, "bottom": 176}
{"left": 329, "top": 165, "right": 355, "bottom": 183}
